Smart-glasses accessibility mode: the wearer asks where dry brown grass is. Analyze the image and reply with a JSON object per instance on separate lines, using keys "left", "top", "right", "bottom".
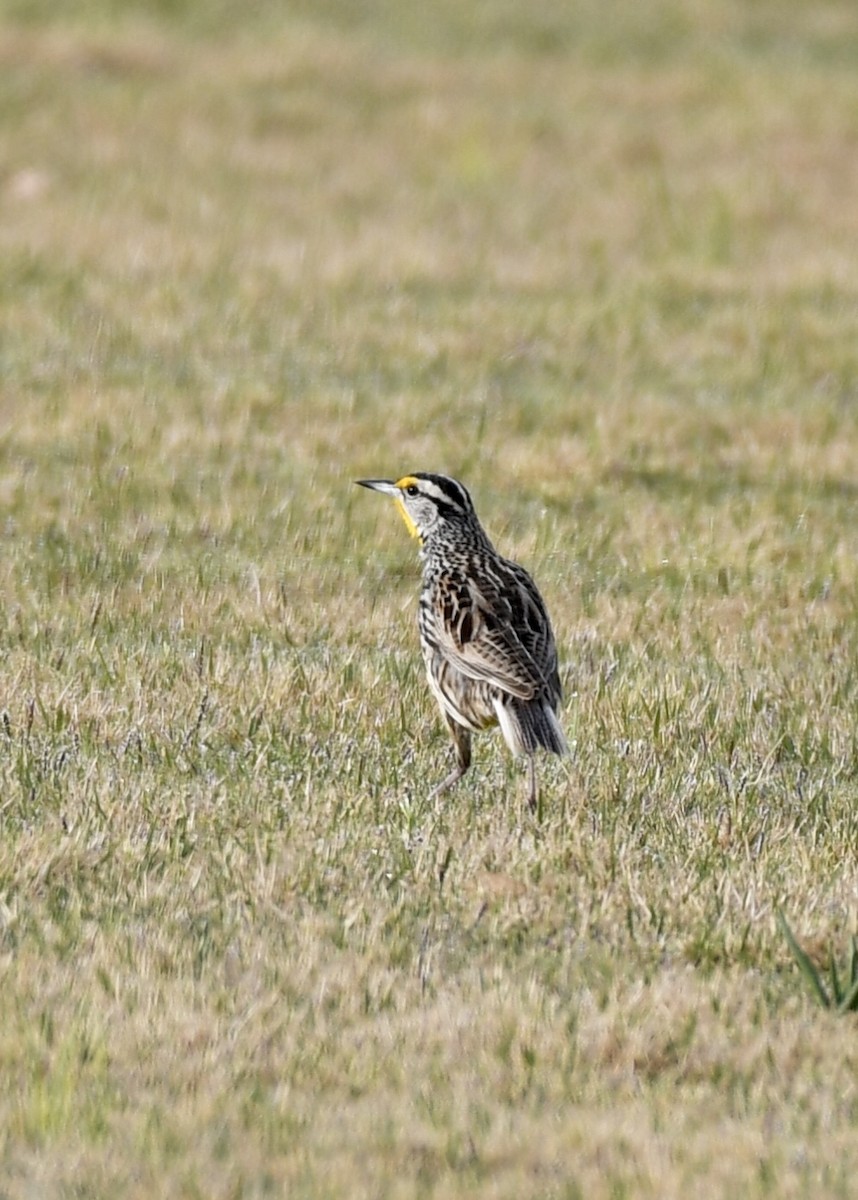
{"left": 3, "top": 1, "right": 858, "bottom": 1195}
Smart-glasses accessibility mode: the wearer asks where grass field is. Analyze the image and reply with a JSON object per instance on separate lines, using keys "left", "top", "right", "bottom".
{"left": 3, "top": 0, "right": 858, "bottom": 1195}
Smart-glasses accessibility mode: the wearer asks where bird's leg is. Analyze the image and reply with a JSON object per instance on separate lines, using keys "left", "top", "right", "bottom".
{"left": 526, "top": 754, "right": 539, "bottom": 815}
{"left": 429, "top": 718, "right": 471, "bottom": 800}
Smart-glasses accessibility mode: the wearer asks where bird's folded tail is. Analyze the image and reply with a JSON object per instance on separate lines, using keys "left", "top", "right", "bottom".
{"left": 493, "top": 696, "right": 568, "bottom": 758}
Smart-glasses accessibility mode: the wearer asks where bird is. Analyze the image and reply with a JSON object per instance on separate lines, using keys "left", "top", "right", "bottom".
{"left": 356, "top": 472, "right": 566, "bottom": 811}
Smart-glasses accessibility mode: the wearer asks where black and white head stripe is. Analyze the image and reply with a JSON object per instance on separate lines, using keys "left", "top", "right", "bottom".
{"left": 402, "top": 473, "right": 473, "bottom": 516}
{"left": 358, "top": 473, "right": 479, "bottom": 541}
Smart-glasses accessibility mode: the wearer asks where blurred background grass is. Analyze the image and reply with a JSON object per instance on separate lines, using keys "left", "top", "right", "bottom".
{"left": 3, "top": 1, "right": 858, "bottom": 1196}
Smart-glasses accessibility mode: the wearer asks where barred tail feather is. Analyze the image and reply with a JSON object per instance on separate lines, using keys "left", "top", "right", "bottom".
{"left": 539, "top": 704, "right": 569, "bottom": 756}
{"left": 493, "top": 696, "right": 568, "bottom": 758}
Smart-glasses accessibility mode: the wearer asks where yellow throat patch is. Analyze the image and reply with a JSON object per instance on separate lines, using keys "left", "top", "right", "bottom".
{"left": 393, "top": 476, "right": 421, "bottom": 541}
{"left": 394, "top": 497, "right": 421, "bottom": 541}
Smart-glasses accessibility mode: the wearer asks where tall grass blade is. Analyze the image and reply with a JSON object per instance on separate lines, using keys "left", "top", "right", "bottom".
{"left": 836, "top": 977, "right": 858, "bottom": 1015}
{"left": 776, "top": 909, "right": 831, "bottom": 1009}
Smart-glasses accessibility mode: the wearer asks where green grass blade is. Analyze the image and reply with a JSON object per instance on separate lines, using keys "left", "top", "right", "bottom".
{"left": 776, "top": 910, "right": 831, "bottom": 1009}
{"left": 836, "top": 976, "right": 858, "bottom": 1015}
{"left": 830, "top": 956, "right": 843, "bottom": 1005}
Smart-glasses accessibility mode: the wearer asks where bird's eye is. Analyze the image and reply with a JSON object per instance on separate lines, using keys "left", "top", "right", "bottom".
{"left": 405, "top": 485, "right": 419, "bottom": 497}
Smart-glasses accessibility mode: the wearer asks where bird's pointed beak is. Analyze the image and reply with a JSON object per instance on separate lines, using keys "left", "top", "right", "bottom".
{"left": 356, "top": 477, "right": 421, "bottom": 541}
{"left": 355, "top": 478, "right": 400, "bottom": 497}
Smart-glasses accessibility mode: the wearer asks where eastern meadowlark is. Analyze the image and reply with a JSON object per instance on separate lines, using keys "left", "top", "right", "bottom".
{"left": 357, "top": 473, "right": 566, "bottom": 810}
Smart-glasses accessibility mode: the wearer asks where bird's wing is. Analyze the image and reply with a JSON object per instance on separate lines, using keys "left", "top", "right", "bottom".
{"left": 505, "top": 560, "right": 562, "bottom": 705}
{"left": 432, "top": 566, "right": 553, "bottom": 701}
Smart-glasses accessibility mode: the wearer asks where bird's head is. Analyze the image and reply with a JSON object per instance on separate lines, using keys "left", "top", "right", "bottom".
{"left": 356, "top": 472, "right": 477, "bottom": 544}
